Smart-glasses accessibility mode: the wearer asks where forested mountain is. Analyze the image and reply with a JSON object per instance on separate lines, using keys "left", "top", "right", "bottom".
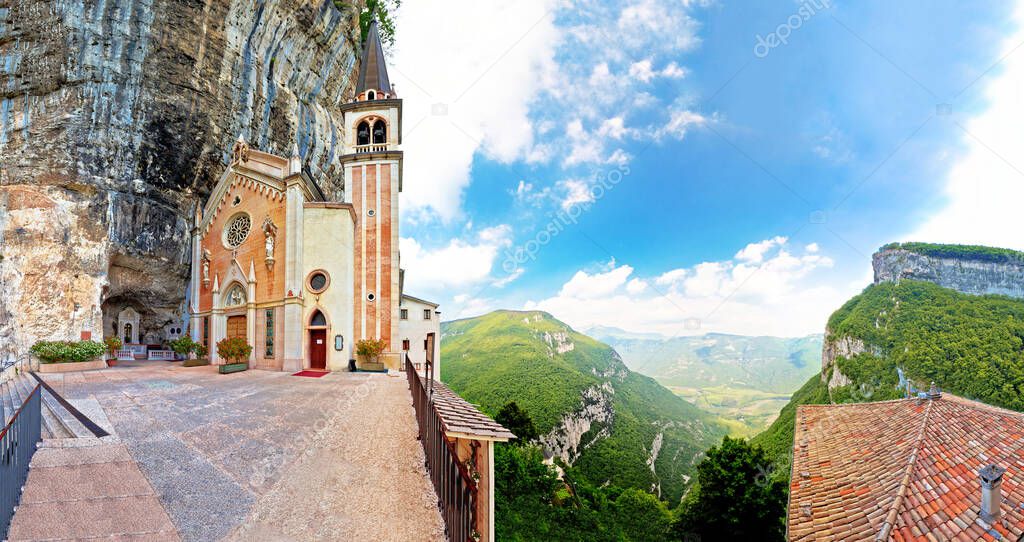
{"left": 441, "top": 310, "right": 727, "bottom": 505}
{"left": 754, "top": 277, "right": 1024, "bottom": 481}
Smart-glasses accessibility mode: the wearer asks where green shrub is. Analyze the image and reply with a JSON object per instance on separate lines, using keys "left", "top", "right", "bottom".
{"left": 30, "top": 340, "right": 107, "bottom": 364}
{"left": 104, "top": 336, "right": 122, "bottom": 354}
{"left": 216, "top": 337, "right": 252, "bottom": 363}
{"left": 355, "top": 338, "right": 387, "bottom": 362}
{"left": 168, "top": 336, "right": 198, "bottom": 358}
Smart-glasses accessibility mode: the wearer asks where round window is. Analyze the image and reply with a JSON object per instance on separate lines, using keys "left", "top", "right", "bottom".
{"left": 224, "top": 213, "right": 251, "bottom": 248}
{"left": 367, "top": 209, "right": 376, "bottom": 217}
{"left": 306, "top": 270, "right": 330, "bottom": 293}
{"left": 367, "top": 292, "right": 376, "bottom": 302}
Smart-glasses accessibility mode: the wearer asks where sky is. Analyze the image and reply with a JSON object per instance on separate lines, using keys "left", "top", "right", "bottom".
{"left": 386, "top": 0, "right": 1024, "bottom": 338}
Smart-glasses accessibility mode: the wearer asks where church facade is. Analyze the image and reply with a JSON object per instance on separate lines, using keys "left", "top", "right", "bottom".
{"left": 187, "top": 22, "right": 439, "bottom": 374}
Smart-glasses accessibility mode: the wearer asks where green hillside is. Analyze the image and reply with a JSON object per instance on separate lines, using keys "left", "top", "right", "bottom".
{"left": 442, "top": 310, "right": 727, "bottom": 505}
{"left": 753, "top": 278, "right": 1024, "bottom": 479}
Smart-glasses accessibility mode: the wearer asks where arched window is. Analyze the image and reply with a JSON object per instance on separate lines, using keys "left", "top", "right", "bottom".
{"left": 123, "top": 323, "right": 133, "bottom": 344}
{"left": 372, "top": 120, "right": 386, "bottom": 144}
{"left": 367, "top": 90, "right": 376, "bottom": 100}
{"left": 357, "top": 121, "right": 370, "bottom": 146}
{"left": 310, "top": 310, "right": 327, "bottom": 327}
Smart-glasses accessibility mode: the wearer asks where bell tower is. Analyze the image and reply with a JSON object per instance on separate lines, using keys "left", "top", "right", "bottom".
{"left": 341, "top": 19, "right": 403, "bottom": 352}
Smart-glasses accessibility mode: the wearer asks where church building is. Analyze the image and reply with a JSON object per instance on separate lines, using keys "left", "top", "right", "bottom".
{"left": 187, "top": 21, "right": 439, "bottom": 375}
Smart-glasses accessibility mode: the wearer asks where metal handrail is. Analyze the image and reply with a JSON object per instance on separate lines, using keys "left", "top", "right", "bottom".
{"left": 0, "top": 383, "right": 42, "bottom": 539}
{"left": 406, "top": 356, "right": 478, "bottom": 541}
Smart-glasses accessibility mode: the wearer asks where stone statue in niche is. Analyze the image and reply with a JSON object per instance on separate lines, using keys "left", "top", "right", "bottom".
{"left": 262, "top": 217, "right": 278, "bottom": 267}
{"left": 227, "top": 285, "right": 245, "bottom": 307}
{"left": 201, "top": 249, "right": 211, "bottom": 286}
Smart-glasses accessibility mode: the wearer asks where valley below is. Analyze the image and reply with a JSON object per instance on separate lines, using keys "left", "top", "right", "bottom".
{"left": 591, "top": 329, "right": 823, "bottom": 436}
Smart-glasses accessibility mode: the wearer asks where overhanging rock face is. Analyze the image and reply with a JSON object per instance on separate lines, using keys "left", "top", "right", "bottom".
{"left": 0, "top": 0, "right": 362, "bottom": 359}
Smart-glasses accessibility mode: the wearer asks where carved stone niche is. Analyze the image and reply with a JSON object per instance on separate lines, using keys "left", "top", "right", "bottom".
{"left": 202, "top": 248, "right": 212, "bottom": 288}
{"left": 262, "top": 217, "right": 278, "bottom": 269}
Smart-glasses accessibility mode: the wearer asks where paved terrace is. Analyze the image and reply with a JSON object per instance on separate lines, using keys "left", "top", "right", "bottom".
{"left": 9, "top": 362, "right": 444, "bottom": 541}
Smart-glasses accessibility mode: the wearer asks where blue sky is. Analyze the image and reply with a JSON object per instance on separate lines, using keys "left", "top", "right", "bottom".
{"left": 389, "top": 0, "right": 1024, "bottom": 337}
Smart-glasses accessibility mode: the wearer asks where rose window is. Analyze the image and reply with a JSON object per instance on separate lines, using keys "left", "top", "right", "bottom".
{"left": 225, "top": 214, "right": 251, "bottom": 248}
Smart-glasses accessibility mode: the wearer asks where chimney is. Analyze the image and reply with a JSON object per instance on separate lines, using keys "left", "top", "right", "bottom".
{"left": 927, "top": 381, "right": 941, "bottom": 400}
{"left": 979, "top": 464, "right": 1006, "bottom": 523}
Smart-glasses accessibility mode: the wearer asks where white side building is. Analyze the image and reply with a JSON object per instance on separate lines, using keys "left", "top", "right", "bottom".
{"left": 398, "top": 294, "right": 441, "bottom": 381}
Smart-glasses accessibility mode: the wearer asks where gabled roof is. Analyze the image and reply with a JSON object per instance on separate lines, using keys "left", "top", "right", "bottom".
{"left": 428, "top": 380, "right": 515, "bottom": 441}
{"left": 356, "top": 19, "right": 392, "bottom": 94}
{"left": 788, "top": 394, "right": 1024, "bottom": 541}
{"left": 401, "top": 293, "right": 439, "bottom": 309}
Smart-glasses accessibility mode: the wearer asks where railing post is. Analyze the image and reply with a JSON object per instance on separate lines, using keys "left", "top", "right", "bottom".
{"left": 1, "top": 384, "right": 42, "bottom": 540}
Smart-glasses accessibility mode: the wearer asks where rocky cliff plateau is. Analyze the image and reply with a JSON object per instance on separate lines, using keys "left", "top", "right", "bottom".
{"left": 822, "top": 243, "right": 1024, "bottom": 389}
{"left": 872, "top": 244, "right": 1024, "bottom": 298}
{"left": 0, "top": 0, "right": 362, "bottom": 359}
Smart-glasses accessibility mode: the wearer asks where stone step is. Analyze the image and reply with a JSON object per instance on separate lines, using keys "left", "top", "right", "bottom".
{"left": 40, "top": 387, "right": 88, "bottom": 438}
{"left": 7, "top": 496, "right": 179, "bottom": 541}
{"left": 7, "top": 443, "right": 180, "bottom": 541}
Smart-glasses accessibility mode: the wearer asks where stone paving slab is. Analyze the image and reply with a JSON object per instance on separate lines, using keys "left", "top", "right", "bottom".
{"left": 28, "top": 442, "right": 132, "bottom": 467}
{"left": 20, "top": 461, "right": 155, "bottom": 502}
{"left": 22, "top": 364, "right": 444, "bottom": 541}
{"left": 9, "top": 496, "right": 179, "bottom": 541}
{"left": 9, "top": 441, "right": 180, "bottom": 541}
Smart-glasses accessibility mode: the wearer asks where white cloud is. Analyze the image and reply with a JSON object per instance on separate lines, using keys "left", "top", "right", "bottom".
{"left": 558, "top": 265, "right": 634, "bottom": 299}
{"left": 392, "top": 0, "right": 559, "bottom": 221}
{"left": 525, "top": 237, "right": 842, "bottom": 337}
{"left": 659, "top": 105, "right": 709, "bottom": 140}
{"left": 907, "top": 3, "right": 1024, "bottom": 251}
{"left": 626, "top": 278, "right": 648, "bottom": 295}
{"left": 735, "top": 236, "right": 788, "bottom": 263}
{"left": 597, "top": 117, "right": 629, "bottom": 140}
{"left": 628, "top": 59, "right": 656, "bottom": 82}
{"left": 805, "top": 242, "right": 820, "bottom": 253}
{"left": 558, "top": 178, "right": 595, "bottom": 211}
{"left": 661, "top": 62, "right": 686, "bottom": 78}
{"left": 399, "top": 225, "right": 513, "bottom": 293}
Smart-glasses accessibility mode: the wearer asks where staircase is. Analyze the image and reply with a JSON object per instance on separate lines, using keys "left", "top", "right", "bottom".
{"left": 1, "top": 373, "right": 94, "bottom": 439}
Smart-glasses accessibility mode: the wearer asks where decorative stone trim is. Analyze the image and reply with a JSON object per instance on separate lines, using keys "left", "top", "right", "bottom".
{"left": 306, "top": 269, "right": 331, "bottom": 294}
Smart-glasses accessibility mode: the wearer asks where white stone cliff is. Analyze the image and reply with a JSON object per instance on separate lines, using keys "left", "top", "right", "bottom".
{"left": 0, "top": 0, "right": 362, "bottom": 360}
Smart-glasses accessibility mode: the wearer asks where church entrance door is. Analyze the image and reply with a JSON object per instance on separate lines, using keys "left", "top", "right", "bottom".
{"left": 226, "top": 315, "right": 247, "bottom": 340}
{"left": 310, "top": 330, "right": 327, "bottom": 370}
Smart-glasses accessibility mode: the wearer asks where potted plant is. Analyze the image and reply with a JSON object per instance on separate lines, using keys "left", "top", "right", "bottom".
{"left": 184, "top": 343, "right": 210, "bottom": 367}
{"left": 168, "top": 336, "right": 197, "bottom": 361}
{"left": 355, "top": 338, "right": 387, "bottom": 370}
{"left": 104, "top": 337, "right": 122, "bottom": 366}
{"left": 216, "top": 337, "right": 252, "bottom": 374}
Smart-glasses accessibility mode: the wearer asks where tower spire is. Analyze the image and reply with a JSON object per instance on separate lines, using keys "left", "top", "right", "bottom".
{"left": 356, "top": 18, "right": 392, "bottom": 97}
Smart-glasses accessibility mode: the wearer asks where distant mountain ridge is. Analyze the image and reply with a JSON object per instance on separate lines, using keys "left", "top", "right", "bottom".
{"left": 441, "top": 310, "right": 727, "bottom": 504}
{"left": 590, "top": 330, "right": 823, "bottom": 394}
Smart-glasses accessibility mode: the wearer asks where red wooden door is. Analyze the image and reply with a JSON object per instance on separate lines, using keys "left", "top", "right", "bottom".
{"left": 310, "top": 330, "right": 327, "bottom": 370}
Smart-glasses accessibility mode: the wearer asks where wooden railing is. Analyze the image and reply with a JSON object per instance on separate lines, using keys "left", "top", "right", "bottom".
{"left": 406, "top": 356, "right": 478, "bottom": 541}
{"left": 0, "top": 383, "right": 41, "bottom": 539}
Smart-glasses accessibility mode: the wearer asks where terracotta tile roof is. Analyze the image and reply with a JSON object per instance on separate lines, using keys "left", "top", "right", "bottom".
{"left": 427, "top": 380, "right": 515, "bottom": 441}
{"left": 789, "top": 394, "right": 1024, "bottom": 541}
